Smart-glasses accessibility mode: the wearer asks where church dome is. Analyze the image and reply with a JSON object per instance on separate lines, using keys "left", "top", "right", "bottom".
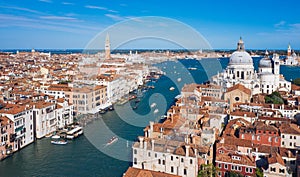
{"left": 259, "top": 50, "right": 272, "bottom": 68}
{"left": 259, "top": 57, "right": 272, "bottom": 68}
{"left": 229, "top": 51, "right": 253, "bottom": 65}
{"left": 229, "top": 37, "right": 253, "bottom": 65}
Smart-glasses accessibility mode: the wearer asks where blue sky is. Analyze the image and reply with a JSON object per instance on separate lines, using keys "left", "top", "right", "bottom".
{"left": 0, "top": 0, "right": 300, "bottom": 49}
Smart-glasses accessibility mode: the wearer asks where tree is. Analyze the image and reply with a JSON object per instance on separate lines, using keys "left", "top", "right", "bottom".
{"left": 255, "top": 168, "right": 263, "bottom": 177}
{"left": 265, "top": 91, "right": 285, "bottom": 104}
{"left": 226, "top": 171, "right": 243, "bottom": 177}
{"left": 198, "top": 164, "right": 218, "bottom": 177}
{"left": 292, "top": 78, "right": 300, "bottom": 86}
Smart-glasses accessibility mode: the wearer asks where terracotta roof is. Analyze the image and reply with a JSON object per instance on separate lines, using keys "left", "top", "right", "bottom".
{"left": 216, "top": 153, "right": 255, "bottom": 167}
{"left": 280, "top": 123, "right": 300, "bottom": 135}
{"left": 226, "top": 83, "right": 251, "bottom": 95}
{"left": 123, "top": 167, "right": 182, "bottom": 177}
{"left": 268, "top": 152, "right": 285, "bottom": 166}
{"left": 230, "top": 111, "right": 256, "bottom": 117}
{"left": 0, "top": 116, "right": 13, "bottom": 126}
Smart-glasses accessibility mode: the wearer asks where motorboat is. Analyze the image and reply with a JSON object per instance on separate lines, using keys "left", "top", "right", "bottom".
{"left": 150, "top": 103, "right": 157, "bottom": 108}
{"left": 169, "top": 87, "right": 175, "bottom": 91}
{"left": 51, "top": 140, "right": 67, "bottom": 145}
{"left": 106, "top": 136, "right": 118, "bottom": 145}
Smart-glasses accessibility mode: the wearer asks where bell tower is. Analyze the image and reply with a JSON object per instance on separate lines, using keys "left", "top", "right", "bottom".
{"left": 105, "top": 33, "right": 111, "bottom": 59}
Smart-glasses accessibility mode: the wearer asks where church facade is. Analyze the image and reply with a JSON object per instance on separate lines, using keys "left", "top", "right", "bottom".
{"left": 211, "top": 38, "right": 291, "bottom": 95}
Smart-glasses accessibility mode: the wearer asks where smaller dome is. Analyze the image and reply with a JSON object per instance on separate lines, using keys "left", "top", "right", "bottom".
{"left": 259, "top": 57, "right": 272, "bottom": 68}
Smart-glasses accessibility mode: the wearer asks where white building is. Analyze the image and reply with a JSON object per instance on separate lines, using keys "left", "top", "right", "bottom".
{"left": 32, "top": 101, "right": 57, "bottom": 139}
{"left": 211, "top": 38, "right": 291, "bottom": 95}
{"left": 132, "top": 137, "right": 200, "bottom": 177}
{"left": 280, "top": 123, "right": 300, "bottom": 149}
{"left": 0, "top": 104, "right": 34, "bottom": 151}
{"left": 284, "top": 44, "right": 298, "bottom": 66}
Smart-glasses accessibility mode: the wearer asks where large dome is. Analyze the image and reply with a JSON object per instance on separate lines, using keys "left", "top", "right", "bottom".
{"left": 229, "top": 51, "right": 253, "bottom": 65}
{"left": 259, "top": 57, "right": 272, "bottom": 68}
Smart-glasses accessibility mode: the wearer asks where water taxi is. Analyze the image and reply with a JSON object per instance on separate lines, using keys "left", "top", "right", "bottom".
{"left": 150, "top": 103, "right": 157, "bottom": 108}
{"left": 51, "top": 140, "right": 67, "bottom": 145}
{"left": 66, "top": 126, "right": 83, "bottom": 139}
{"left": 106, "top": 136, "right": 118, "bottom": 145}
{"left": 169, "top": 87, "right": 175, "bottom": 91}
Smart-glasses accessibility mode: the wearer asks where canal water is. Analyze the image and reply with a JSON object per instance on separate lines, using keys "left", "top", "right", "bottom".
{"left": 0, "top": 58, "right": 299, "bottom": 177}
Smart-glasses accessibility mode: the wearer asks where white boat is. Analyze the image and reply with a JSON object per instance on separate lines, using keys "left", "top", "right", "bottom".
{"left": 51, "top": 140, "right": 67, "bottom": 145}
{"left": 66, "top": 126, "right": 83, "bottom": 139}
{"left": 169, "top": 87, "right": 175, "bottom": 91}
{"left": 51, "top": 135, "right": 60, "bottom": 139}
{"left": 150, "top": 103, "right": 157, "bottom": 108}
{"left": 177, "top": 78, "right": 181, "bottom": 82}
{"left": 106, "top": 136, "right": 118, "bottom": 145}
{"left": 188, "top": 67, "right": 197, "bottom": 70}
{"left": 154, "top": 109, "right": 159, "bottom": 114}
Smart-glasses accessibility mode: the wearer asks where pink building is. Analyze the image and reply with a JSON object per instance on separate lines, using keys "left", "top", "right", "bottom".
{"left": 0, "top": 116, "right": 14, "bottom": 160}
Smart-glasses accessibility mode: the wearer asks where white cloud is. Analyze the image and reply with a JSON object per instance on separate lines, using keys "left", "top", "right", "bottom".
{"left": 62, "top": 2, "right": 74, "bottom": 5}
{"left": 85, "top": 5, "right": 118, "bottom": 13}
{"left": 40, "top": 16, "right": 77, "bottom": 21}
{"left": 274, "top": 20, "right": 286, "bottom": 28}
{"left": 0, "top": 6, "right": 43, "bottom": 14}
{"left": 39, "top": 0, "right": 52, "bottom": 3}
{"left": 105, "top": 14, "right": 124, "bottom": 21}
{"left": 85, "top": 5, "right": 107, "bottom": 10}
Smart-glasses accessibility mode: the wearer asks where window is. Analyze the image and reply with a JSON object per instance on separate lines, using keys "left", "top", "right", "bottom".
{"left": 282, "top": 141, "right": 285, "bottom": 145}
{"left": 238, "top": 166, "right": 241, "bottom": 171}
{"left": 290, "top": 142, "right": 292, "bottom": 146}
{"left": 158, "top": 159, "right": 161, "bottom": 164}
{"left": 279, "top": 169, "right": 285, "bottom": 173}
{"left": 162, "top": 160, "right": 165, "bottom": 165}
{"left": 148, "top": 152, "right": 151, "bottom": 157}
{"left": 235, "top": 97, "right": 240, "bottom": 101}
{"left": 218, "top": 163, "right": 222, "bottom": 168}
{"left": 184, "top": 169, "right": 187, "bottom": 175}
{"left": 134, "top": 149, "right": 137, "bottom": 154}
{"left": 155, "top": 153, "right": 157, "bottom": 158}
{"left": 181, "top": 158, "right": 184, "bottom": 163}
{"left": 294, "top": 136, "right": 296, "bottom": 139}
{"left": 257, "top": 136, "right": 260, "bottom": 141}
{"left": 171, "top": 166, "right": 174, "bottom": 173}
{"left": 224, "top": 164, "right": 228, "bottom": 169}
{"left": 134, "top": 158, "right": 137, "bottom": 165}
{"left": 270, "top": 167, "right": 276, "bottom": 172}
{"left": 190, "top": 159, "right": 193, "bottom": 164}
{"left": 290, "top": 136, "right": 292, "bottom": 139}
{"left": 249, "top": 168, "right": 252, "bottom": 173}
{"left": 171, "top": 156, "right": 173, "bottom": 161}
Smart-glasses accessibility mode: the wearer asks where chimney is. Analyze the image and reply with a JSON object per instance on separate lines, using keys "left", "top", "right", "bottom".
{"left": 150, "top": 121, "right": 154, "bottom": 132}
{"left": 185, "top": 145, "right": 190, "bottom": 157}
{"left": 144, "top": 141, "right": 147, "bottom": 150}
{"left": 138, "top": 136, "right": 144, "bottom": 149}
{"left": 151, "top": 139, "right": 155, "bottom": 151}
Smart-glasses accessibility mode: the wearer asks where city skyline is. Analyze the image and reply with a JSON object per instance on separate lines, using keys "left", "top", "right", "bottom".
{"left": 1, "top": 0, "right": 300, "bottom": 49}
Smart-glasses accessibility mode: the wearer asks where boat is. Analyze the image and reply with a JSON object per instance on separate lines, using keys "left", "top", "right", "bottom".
{"left": 51, "top": 135, "right": 60, "bottom": 139}
{"left": 154, "top": 109, "right": 159, "bottom": 114}
{"left": 129, "top": 95, "right": 137, "bottom": 100}
{"left": 177, "top": 78, "right": 181, "bottom": 82}
{"left": 66, "top": 126, "right": 83, "bottom": 139}
{"left": 188, "top": 67, "right": 197, "bottom": 70}
{"left": 150, "top": 103, "right": 157, "bottom": 108}
{"left": 108, "top": 105, "right": 114, "bottom": 111}
{"left": 169, "top": 87, "right": 175, "bottom": 91}
{"left": 99, "top": 109, "right": 106, "bottom": 114}
{"left": 51, "top": 140, "right": 67, "bottom": 145}
{"left": 106, "top": 136, "right": 118, "bottom": 145}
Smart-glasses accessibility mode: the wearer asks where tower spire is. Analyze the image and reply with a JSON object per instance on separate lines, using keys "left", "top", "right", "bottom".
{"left": 105, "top": 33, "right": 111, "bottom": 59}
{"left": 237, "top": 37, "right": 245, "bottom": 51}
{"left": 287, "top": 43, "right": 291, "bottom": 57}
